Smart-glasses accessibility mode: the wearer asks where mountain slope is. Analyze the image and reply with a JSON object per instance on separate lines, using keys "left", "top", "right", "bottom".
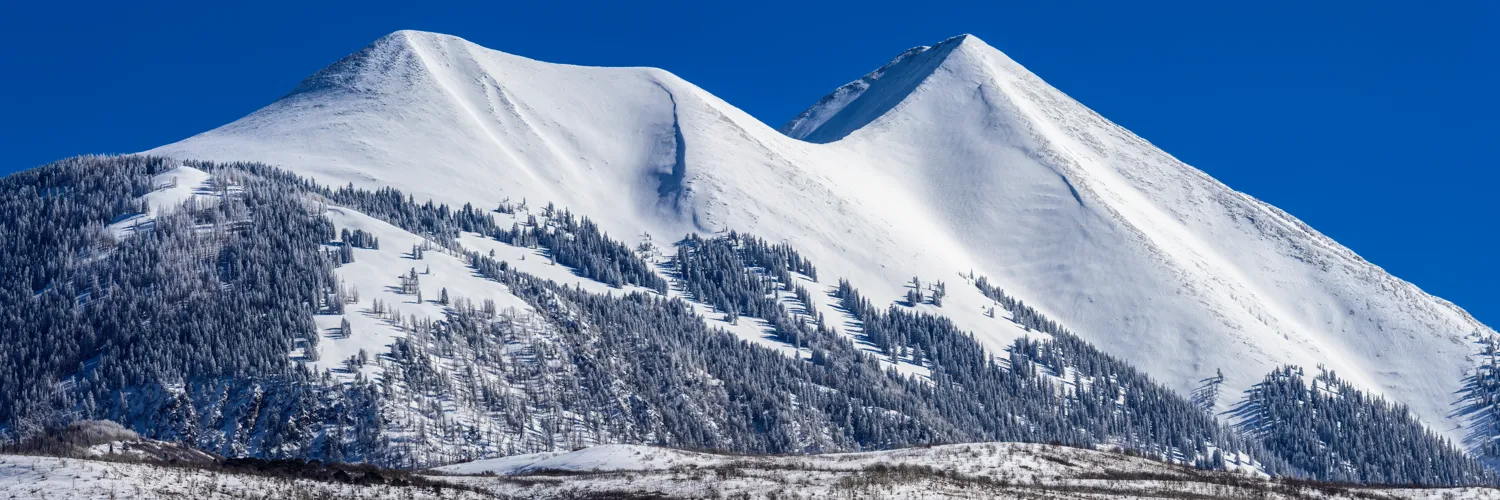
{"left": 151, "top": 30, "right": 1494, "bottom": 445}
{"left": 782, "top": 34, "right": 1495, "bottom": 439}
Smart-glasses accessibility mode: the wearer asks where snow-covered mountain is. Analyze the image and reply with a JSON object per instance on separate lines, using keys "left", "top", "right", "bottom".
{"left": 151, "top": 30, "right": 1494, "bottom": 444}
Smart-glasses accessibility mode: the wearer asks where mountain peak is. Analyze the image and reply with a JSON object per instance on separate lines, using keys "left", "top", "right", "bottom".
{"left": 286, "top": 30, "right": 435, "bottom": 98}
{"left": 779, "top": 34, "right": 1011, "bottom": 143}
{"left": 940, "top": 33, "right": 979, "bottom": 46}
{"left": 285, "top": 30, "right": 500, "bottom": 100}
{"left": 368, "top": 29, "right": 472, "bottom": 50}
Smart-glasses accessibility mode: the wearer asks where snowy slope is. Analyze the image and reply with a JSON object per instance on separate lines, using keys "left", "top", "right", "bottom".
{"left": 151, "top": 30, "right": 1494, "bottom": 444}
{"left": 106, "top": 165, "right": 216, "bottom": 239}
{"left": 305, "top": 206, "right": 535, "bottom": 378}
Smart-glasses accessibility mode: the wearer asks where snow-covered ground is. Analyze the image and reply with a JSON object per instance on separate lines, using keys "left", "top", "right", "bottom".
{"left": 434, "top": 443, "right": 715, "bottom": 475}
{"left": 0, "top": 454, "right": 489, "bottom": 500}
{"left": 429, "top": 443, "right": 1499, "bottom": 499}
{"left": 7, "top": 443, "right": 1495, "bottom": 499}
{"left": 150, "top": 29, "right": 1495, "bottom": 446}
{"left": 434, "top": 442, "right": 1265, "bottom": 480}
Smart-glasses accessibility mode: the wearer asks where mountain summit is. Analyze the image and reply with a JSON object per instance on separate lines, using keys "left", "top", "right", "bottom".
{"left": 779, "top": 34, "right": 1002, "bottom": 143}
{"left": 152, "top": 30, "right": 1493, "bottom": 443}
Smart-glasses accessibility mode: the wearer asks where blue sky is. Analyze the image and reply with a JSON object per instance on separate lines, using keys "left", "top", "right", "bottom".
{"left": 2, "top": 1, "right": 1495, "bottom": 326}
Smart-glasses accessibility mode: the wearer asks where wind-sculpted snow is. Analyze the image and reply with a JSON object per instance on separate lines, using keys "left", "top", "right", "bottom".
{"left": 153, "top": 30, "right": 1496, "bottom": 447}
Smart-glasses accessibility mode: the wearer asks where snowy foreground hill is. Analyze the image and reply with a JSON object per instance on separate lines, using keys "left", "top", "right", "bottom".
{"left": 4, "top": 443, "right": 1497, "bottom": 499}
{"left": 151, "top": 30, "right": 1495, "bottom": 446}
{"left": 434, "top": 444, "right": 1498, "bottom": 499}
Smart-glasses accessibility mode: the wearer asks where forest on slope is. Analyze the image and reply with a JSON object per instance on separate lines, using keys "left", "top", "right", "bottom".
{"left": 0, "top": 156, "right": 1492, "bottom": 486}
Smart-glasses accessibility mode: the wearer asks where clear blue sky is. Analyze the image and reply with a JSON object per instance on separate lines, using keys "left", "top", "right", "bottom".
{"left": 2, "top": 1, "right": 1495, "bottom": 326}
